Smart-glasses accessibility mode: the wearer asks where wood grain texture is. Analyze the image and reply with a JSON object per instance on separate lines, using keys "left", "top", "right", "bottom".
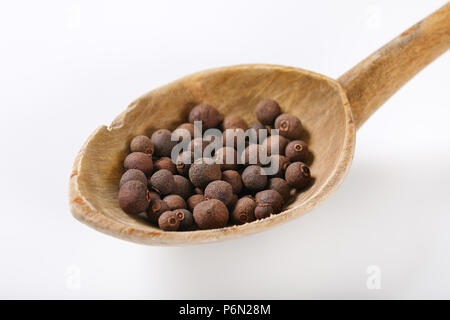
{"left": 339, "top": 2, "right": 450, "bottom": 129}
{"left": 69, "top": 65, "right": 355, "bottom": 245}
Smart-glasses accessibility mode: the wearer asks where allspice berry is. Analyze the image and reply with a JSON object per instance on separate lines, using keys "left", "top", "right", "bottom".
{"left": 268, "top": 178, "right": 291, "bottom": 202}
{"left": 204, "top": 180, "right": 234, "bottom": 207}
{"left": 158, "top": 211, "right": 180, "bottom": 231}
{"left": 285, "top": 140, "right": 309, "bottom": 162}
{"left": 254, "top": 99, "right": 281, "bottom": 125}
{"left": 274, "top": 114, "right": 303, "bottom": 140}
{"left": 255, "top": 190, "right": 284, "bottom": 214}
{"left": 268, "top": 154, "right": 291, "bottom": 178}
{"left": 231, "top": 196, "right": 256, "bottom": 225}
{"left": 154, "top": 157, "right": 177, "bottom": 174}
{"left": 193, "top": 199, "right": 229, "bottom": 230}
{"left": 214, "top": 147, "right": 238, "bottom": 170}
{"left": 188, "top": 104, "right": 221, "bottom": 129}
{"left": 263, "top": 135, "right": 290, "bottom": 156}
{"left": 151, "top": 129, "right": 177, "bottom": 157}
{"left": 119, "top": 169, "right": 148, "bottom": 188}
{"left": 163, "top": 194, "right": 187, "bottom": 210}
{"left": 130, "top": 135, "right": 154, "bottom": 155}
{"left": 176, "top": 151, "right": 194, "bottom": 177}
{"left": 222, "top": 170, "right": 243, "bottom": 194}
{"left": 242, "top": 165, "right": 267, "bottom": 191}
{"left": 189, "top": 160, "right": 222, "bottom": 188}
{"left": 254, "top": 205, "right": 274, "bottom": 219}
{"left": 172, "top": 175, "right": 193, "bottom": 199}
{"left": 124, "top": 152, "right": 153, "bottom": 176}
{"left": 174, "top": 209, "right": 196, "bottom": 231}
{"left": 118, "top": 181, "right": 150, "bottom": 214}
{"left": 147, "top": 198, "right": 170, "bottom": 224}
{"left": 222, "top": 115, "right": 248, "bottom": 131}
{"left": 187, "top": 194, "right": 204, "bottom": 211}
{"left": 173, "top": 123, "right": 195, "bottom": 142}
{"left": 150, "top": 169, "right": 175, "bottom": 195}
{"left": 285, "top": 162, "right": 312, "bottom": 189}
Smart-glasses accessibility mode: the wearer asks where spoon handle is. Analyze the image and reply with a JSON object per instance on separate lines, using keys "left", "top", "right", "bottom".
{"left": 338, "top": 2, "right": 450, "bottom": 130}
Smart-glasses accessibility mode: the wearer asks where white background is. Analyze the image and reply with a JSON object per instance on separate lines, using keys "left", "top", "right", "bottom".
{"left": 0, "top": 0, "right": 449, "bottom": 299}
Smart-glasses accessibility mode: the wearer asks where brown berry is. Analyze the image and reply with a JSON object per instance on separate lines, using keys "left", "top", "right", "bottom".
{"left": 174, "top": 209, "right": 196, "bottom": 231}
{"left": 268, "top": 154, "right": 291, "bottom": 178}
{"left": 188, "top": 104, "right": 221, "bottom": 129}
{"left": 255, "top": 190, "right": 284, "bottom": 213}
{"left": 263, "top": 135, "right": 289, "bottom": 156}
{"left": 214, "top": 147, "right": 238, "bottom": 170}
{"left": 150, "top": 169, "right": 174, "bottom": 195}
{"left": 285, "top": 140, "right": 309, "bottom": 162}
{"left": 254, "top": 99, "right": 281, "bottom": 125}
{"left": 146, "top": 198, "right": 170, "bottom": 224}
{"left": 119, "top": 169, "right": 148, "bottom": 188}
{"left": 176, "top": 151, "right": 194, "bottom": 177}
{"left": 242, "top": 165, "right": 267, "bottom": 191}
{"left": 163, "top": 194, "right": 187, "bottom": 210}
{"left": 222, "top": 170, "right": 243, "bottom": 194}
{"left": 173, "top": 123, "right": 195, "bottom": 142}
{"left": 187, "top": 194, "right": 204, "bottom": 211}
{"left": 124, "top": 152, "right": 153, "bottom": 176}
{"left": 204, "top": 180, "right": 234, "bottom": 206}
{"left": 188, "top": 160, "right": 222, "bottom": 188}
{"left": 151, "top": 129, "right": 177, "bottom": 157}
{"left": 222, "top": 115, "right": 248, "bottom": 131}
{"left": 130, "top": 135, "right": 154, "bottom": 155}
{"left": 118, "top": 181, "right": 150, "bottom": 214}
{"left": 158, "top": 211, "right": 180, "bottom": 231}
{"left": 268, "top": 178, "right": 291, "bottom": 202}
{"left": 193, "top": 199, "right": 229, "bottom": 230}
{"left": 154, "top": 157, "right": 176, "bottom": 174}
{"left": 254, "top": 205, "right": 274, "bottom": 219}
{"left": 274, "top": 114, "right": 303, "bottom": 140}
{"left": 172, "top": 175, "right": 193, "bottom": 199}
{"left": 231, "top": 196, "right": 256, "bottom": 225}
{"left": 285, "top": 162, "right": 312, "bottom": 189}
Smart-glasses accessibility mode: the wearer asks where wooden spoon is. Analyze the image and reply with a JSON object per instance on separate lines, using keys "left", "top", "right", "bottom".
{"left": 69, "top": 3, "right": 449, "bottom": 245}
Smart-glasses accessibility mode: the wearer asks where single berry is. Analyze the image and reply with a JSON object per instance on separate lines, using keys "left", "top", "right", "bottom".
{"left": 119, "top": 169, "right": 148, "bottom": 188}
{"left": 189, "top": 160, "right": 222, "bottom": 188}
{"left": 158, "top": 211, "right": 180, "bottom": 231}
{"left": 254, "top": 205, "right": 274, "bottom": 219}
{"left": 174, "top": 209, "right": 196, "bottom": 231}
{"left": 187, "top": 194, "right": 205, "bottom": 211}
{"left": 188, "top": 104, "right": 221, "bottom": 129}
{"left": 274, "top": 114, "right": 303, "bottom": 140}
{"left": 204, "top": 180, "right": 234, "bottom": 207}
{"left": 124, "top": 152, "right": 153, "bottom": 176}
{"left": 242, "top": 165, "right": 267, "bottom": 191}
{"left": 231, "top": 196, "right": 256, "bottom": 225}
{"left": 118, "top": 181, "right": 150, "bottom": 214}
{"left": 255, "top": 190, "right": 284, "bottom": 213}
{"left": 175, "top": 151, "right": 194, "bottom": 177}
{"left": 222, "top": 170, "right": 243, "bottom": 194}
{"left": 173, "top": 123, "right": 195, "bottom": 142}
{"left": 150, "top": 169, "right": 175, "bottom": 195}
{"left": 151, "top": 129, "right": 177, "bottom": 157}
{"left": 222, "top": 115, "right": 248, "bottom": 131}
{"left": 146, "top": 198, "right": 170, "bottom": 224}
{"left": 285, "top": 162, "right": 312, "bottom": 189}
{"left": 172, "top": 175, "right": 193, "bottom": 199}
{"left": 193, "top": 199, "right": 229, "bottom": 230}
{"left": 163, "top": 194, "right": 187, "bottom": 210}
{"left": 263, "top": 135, "right": 289, "bottom": 156}
{"left": 130, "top": 135, "right": 154, "bottom": 155}
{"left": 154, "top": 157, "right": 177, "bottom": 174}
{"left": 267, "top": 154, "right": 291, "bottom": 178}
{"left": 254, "top": 99, "right": 282, "bottom": 125}
{"left": 268, "top": 178, "right": 291, "bottom": 202}
{"left": 285, "top": 140, "right": 309, "bottom": 162}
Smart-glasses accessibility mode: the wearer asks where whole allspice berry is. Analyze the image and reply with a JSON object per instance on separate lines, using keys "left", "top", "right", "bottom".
{"left": 285, "top": 140, "right": 309, "bottom": 162}
{"left": 174, "top": 209, "right": 196, "bottom": 231}
{"left": 188, "top": 104, "right": 221, "bottom": 129}
{"left": 255, "top": 190, "right": 284, "bottom": 214}
{"left": 151, "top": 129, "right": 177, "bottom": 157}
{"left": 222, "top": 115, "right": 248, "bottom": 131}
{"left": 193, "top": 199, "right": 229, "bottom": 230}
{"left": 285, "top": 162, "right": 312, "bottom": 189}
{"left": 118, "top": 181, "right": 150, "bottom": 214}
{"left": 263, "top": 135, "right": 290, "bottom": 156}
{"left": 154, "top": 157, "right": 177, "bottom": 174}
{"left": 187, "top": 194, "right": 204, "bottom": 211}
{"left": 176, "top": 151, "right": 194, "bottom": 177}
{"left": 204, "top": 180, "right": 234, "bottom": 207}
{"left": 189, "top": 160, "right": 222, "bottom": 188}
{"left": 158, "top": 211, "right": 180, "bottom": 231}
{"left": 268, "top": 154, "right": 291, "bottom": 178}
{"left": 150, "top": 169, "right": 175, "bottom": 195}
{"left": 173, "top": 123, "right": 196, "bottom": 142}
{"left": 231, "top": 196, "right": 256, "bottom": 225}
{"left": 146, "top": 198, "right": 170, "bottom": 224}
{"left": 254, "top": 99, "right": 282, "bottom": 125}
{"left": 163, "top": 194, "right": 187, "bottom": 210}
{"left": 274, "top": 114, "right": 303, "bottom": 140}
{"left": 268, "top": 178, "right": 291, "bottom": 202}
{"left": 214, "top": 147, "right": 238, "bottom": 170}
{"left": 130, "top": 135, "right": 154, "bottom": 155}
{"left": 119, "top": 169, "right": 148, "bottom": 188}
{"left": 222, "top": 170, "right": 243, "bottom": 194}
{"left": 124, "top": 152, "right": 153, "bottom": 176}
{"left": 172, "top": 175, "right": 193, "bottom": 199}
{"left": 254, "top": 205, "right": 274, "bottom": 219}
{"left": 242, "top": 165, "right": 267, "bottom": 191}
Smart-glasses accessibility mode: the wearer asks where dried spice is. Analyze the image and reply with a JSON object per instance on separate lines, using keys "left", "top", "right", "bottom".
{"left": 222, "top": 170, "right": 243, "bottom": 194}
{"left": 285, "top": 162, "right": 312, "bottom": 189}
{"left": 188, "top": 104, "right": 221, "bottom": 129}
{"left": 158, "top": 211, "right": 180, "bottom": 231}
{"left": 242, "top": 165, "right": 267, "bottom": 191}
{"left": 204, "top": 180, "right": 234, "bottom": 207}
{"left": 193, "top": 199, "right": 229, "bottom": 230}
{"left": 118, "top": 181, "right": 150, "bottom": 214}
{"left": 231, "top": 196, "right": 256, "bottom": 225}
{"left": 254, "top": 99, "right": 281, "bottom": 125}
{"left": 150, "top": 169, "right": 175, "bottom": 195}
{"left": 119, "top": 169, "right": 148, "bottom": 188}
{"left": 130, "top": 135, "right": 154, "bottom": 155}
{"left": 274, "top": 114, "right": 303, "bottom": 140}
{"left": 124, "top": 152, "right": 153, "bottom": 176}
{"left": 285, "top": 140, "right": 309, "bottom": 162}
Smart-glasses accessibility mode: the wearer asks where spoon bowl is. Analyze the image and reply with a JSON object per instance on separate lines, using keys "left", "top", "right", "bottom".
{"left": 69, "top": 3, "right": 449, "bottom": 245}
